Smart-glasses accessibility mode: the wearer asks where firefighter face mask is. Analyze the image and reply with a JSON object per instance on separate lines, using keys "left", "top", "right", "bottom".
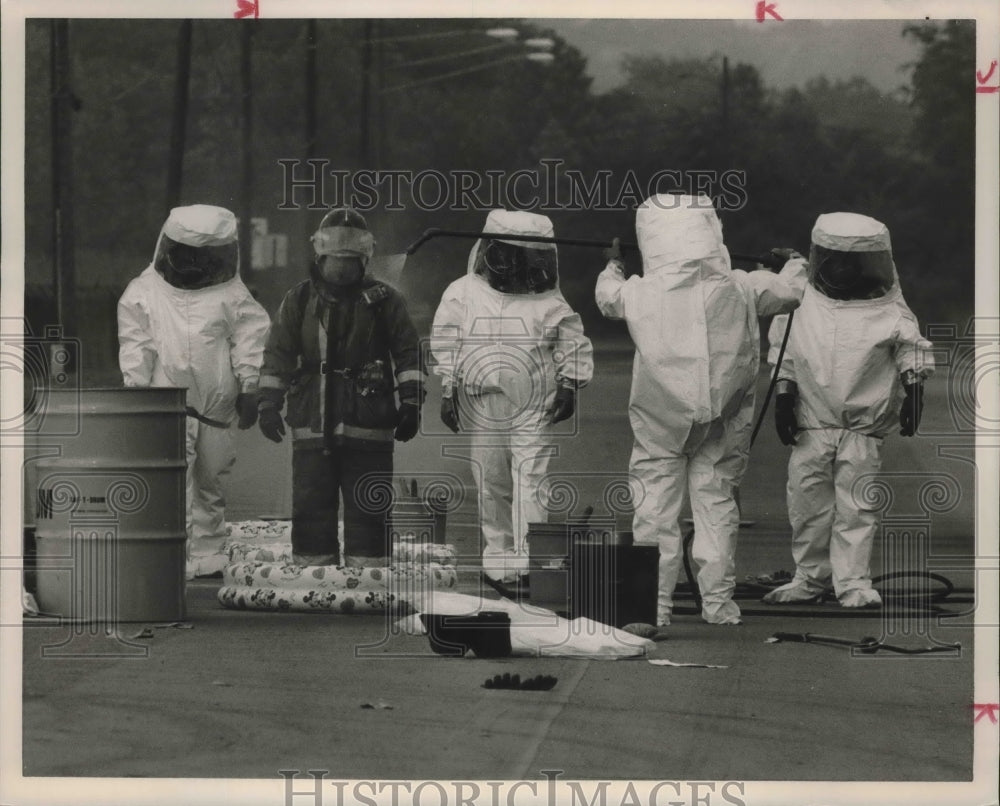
{"left": 318, "top": 255, "right": 365, "bottom": 287}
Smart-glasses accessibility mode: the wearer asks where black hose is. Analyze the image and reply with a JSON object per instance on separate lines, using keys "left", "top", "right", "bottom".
{"left": 872, "top": 571, "right": 956, "bottom": 603}
{"left": 675, "top": 555, "right": 961, "bottom": 613}
{"left": 681, "top": 526, "right": 702, "bottom": 611}
{"left": 750, "top": 311, "right": 794, "bottom": 449}
{"left": 404, "top": 228, "right": 784, "bottom": 268}
{"left": 406, "top": 228, "right": 634, "bottom": 255}
{"left": 769, "top": 631, "right": 961, "bottom": 655}
{"left": 671, "top": 582, "right": 965, "bottom": 607}
{"left": 669, "top": 604, "right": 963, "bottom": 619}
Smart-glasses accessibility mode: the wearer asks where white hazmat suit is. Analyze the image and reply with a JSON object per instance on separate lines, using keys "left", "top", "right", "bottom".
{"left": 431, "top": 210, "right": 594, "bottom": 588}
{"left": 596, "top": 194, "right": 805, "bottom": 625}
{"left": 118, "top": 205, "right": 270, "bottom": 575}
{"left": 764, "top": 212, "right": 934, "bottom": 607}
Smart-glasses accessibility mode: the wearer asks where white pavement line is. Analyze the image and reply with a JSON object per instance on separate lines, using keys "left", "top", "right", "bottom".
{"left": 509, "top": 659, "right": 591, "bottom": 780}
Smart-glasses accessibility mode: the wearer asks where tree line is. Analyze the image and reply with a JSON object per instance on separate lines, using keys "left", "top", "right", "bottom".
{"left": 23, "top": 18, "right": 974, "bottom": 368}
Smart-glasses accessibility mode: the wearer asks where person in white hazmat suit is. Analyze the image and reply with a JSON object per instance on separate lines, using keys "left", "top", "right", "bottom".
{"left": 595, "top": 194, "right": 805, "bottom": 626}
{"left": 117, "top": 205, "right": 270, "bottom": 577}
{"left": 763, "top": 212, "right": 934, "bottom": 607}
{"left": 431, "top": 210, "right": 594, "bottom": 599}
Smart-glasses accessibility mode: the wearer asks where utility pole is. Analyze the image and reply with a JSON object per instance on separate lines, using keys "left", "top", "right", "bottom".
{"left": 721, "top": 55, "right": 730, "bottom": 167}
{"left": 166, "top": 20, "right": 193, "bottom": 212}
{"left": 298, "top": 19, "right": 319, "bottom": 280}
{"left": 719, "top": 55, "right": 731, "bottom": 221}
{"left": 239, "top": 24, "right": 254, "bottom": 283}
{"left": 305, "top": 20, "right": 317, "bottom": 162}
{"left": 360, "top": 20, "right": 373, "bottom": 167}
{"left": 375, "top": 20, "right": 385, "bottom": 167}
{"left": 50, "top": 19, "right": 77, "bottom": 355}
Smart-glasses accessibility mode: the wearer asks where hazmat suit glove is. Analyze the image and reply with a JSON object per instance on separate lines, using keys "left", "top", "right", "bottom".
{"left": 774, "top": 384, "right": 799, "bottom": 446}
{"left": 235, "top": 392, "right": 259, "bottom": 430}
{"left": 899, "top": 382, "right": 924, "bottom": 437}
{"left": 440, "top": 394, "right": 460, "bottom": 434}
{"left": 258, "top": 406, "right": 286, "bottom": 443}
{"left": 395, "top": 403, "right": 420, "bottom": 442}
{"left": 546, "top": 386, "right": 576, "bottom": 425}
{"left": 603, "top": 237, "right": 636, "bottom": 277}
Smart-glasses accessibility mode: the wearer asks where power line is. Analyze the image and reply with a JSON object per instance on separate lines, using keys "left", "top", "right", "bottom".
{"left": 381, "top": 54, "right": 536, "bottom": 94}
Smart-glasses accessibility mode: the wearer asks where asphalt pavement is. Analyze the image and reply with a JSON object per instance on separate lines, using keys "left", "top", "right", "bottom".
{"left": 9, "top": 349, "right": 991, "bottom": 803}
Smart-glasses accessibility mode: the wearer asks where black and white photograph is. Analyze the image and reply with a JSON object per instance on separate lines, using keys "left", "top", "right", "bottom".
{"left": 1, "top": 1, "right": 997, "bottom": 804}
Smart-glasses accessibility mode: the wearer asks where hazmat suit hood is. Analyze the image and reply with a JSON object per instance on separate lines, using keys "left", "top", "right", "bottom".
{"left": 153, "top": 204, "right": 240, "bottom": 290}
{"left": 766, "top": 209, "right": 933, "bottom": 440}
{"left": 636, "top": 194, "right": 731, "bottom": 281}
{"left": 468, "top": 209, "right": 559, "bottom": 294}
{"left": 808, "top": 212, "right": 897, "bottom": 301}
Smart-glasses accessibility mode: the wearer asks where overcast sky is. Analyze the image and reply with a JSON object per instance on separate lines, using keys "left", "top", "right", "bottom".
{"left": 540, "top": 19, "right": 924, "bottom": 94}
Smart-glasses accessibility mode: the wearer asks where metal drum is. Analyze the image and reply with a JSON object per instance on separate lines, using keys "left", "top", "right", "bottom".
{"left": 33, "top": 388, "right": 187, "bottom": 622}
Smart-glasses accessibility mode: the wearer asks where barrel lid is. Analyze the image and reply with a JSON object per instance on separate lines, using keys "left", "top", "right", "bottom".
{"left": 40, "top": 386, "right": 187, "bottom": 392}
{"left": 32, "top": 387, "right": 187, "bottom": 414}
{"left": 36, "top": 457, "right": 188, "bottom": 469}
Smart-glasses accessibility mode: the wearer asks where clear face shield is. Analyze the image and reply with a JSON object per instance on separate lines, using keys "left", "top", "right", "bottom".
{"left": 310, "top": 225, "right": 374, "bottom": 289}
{"left": 154, "top": 236, "right": 239, "bottom": 289}
{"left": 474, "top": 239, "right": 558, "bottom": 294}
{"left": 808, "top": 244, "right": 895, "bottom": 301}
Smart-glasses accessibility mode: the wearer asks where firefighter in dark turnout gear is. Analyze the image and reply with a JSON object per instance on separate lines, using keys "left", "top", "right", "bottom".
{"left": 258, "top": 209, "right": 425, "bottom": 566}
